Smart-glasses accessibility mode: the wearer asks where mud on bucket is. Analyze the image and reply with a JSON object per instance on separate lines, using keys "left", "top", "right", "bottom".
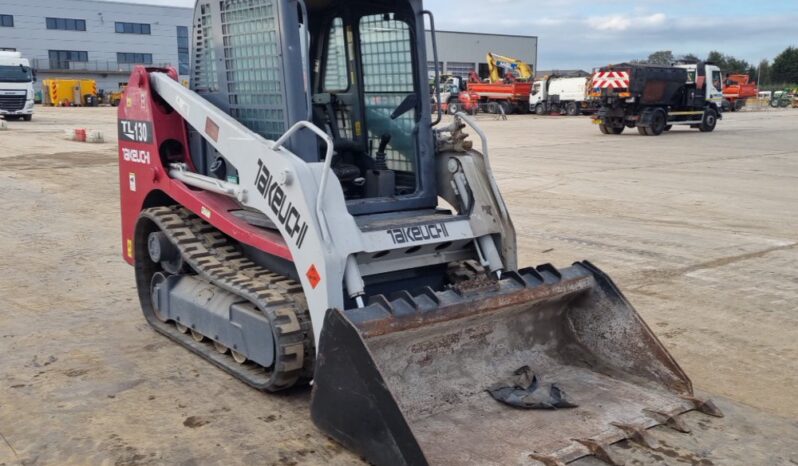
{"left": 311, "top": 262, "right": 697, "bottom": 466}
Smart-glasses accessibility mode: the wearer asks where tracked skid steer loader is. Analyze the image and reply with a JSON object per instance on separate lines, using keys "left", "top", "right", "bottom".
{"left": 117, "top": 0, "right": 721, "bottom": 464}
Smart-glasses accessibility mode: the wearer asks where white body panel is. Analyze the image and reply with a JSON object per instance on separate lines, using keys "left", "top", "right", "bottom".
{"left": 547, "top": 77, "right": 588, "bottom": 102}
{"left": 530, "top": 77, "right": 588, "bottom": 107}
{"left": 0, "top": 52, "right": 35, "bottom": 117}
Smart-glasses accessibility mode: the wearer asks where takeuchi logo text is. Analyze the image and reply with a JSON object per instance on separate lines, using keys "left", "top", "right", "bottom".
{"left": 386, "top": 224, "right": 449, "bottom": 245}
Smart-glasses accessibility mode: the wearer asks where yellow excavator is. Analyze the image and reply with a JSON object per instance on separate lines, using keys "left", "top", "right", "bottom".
{"left": 487, "top": 52, "right": 534, "bottom": 83}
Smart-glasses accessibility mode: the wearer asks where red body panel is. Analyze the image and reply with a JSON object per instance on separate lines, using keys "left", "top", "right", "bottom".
{"left": 118, "top": 66, "right": 292, "bottom": 266}
{"left": 467, "top": 81, "right": 532, "bottom": 102}
{"left": 436, "top": 91, "right": 480, "bottom": 113}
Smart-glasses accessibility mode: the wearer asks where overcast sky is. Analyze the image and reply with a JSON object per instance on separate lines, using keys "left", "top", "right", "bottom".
{"left": 108, "top": 0, "right": 797, "bottom": 70}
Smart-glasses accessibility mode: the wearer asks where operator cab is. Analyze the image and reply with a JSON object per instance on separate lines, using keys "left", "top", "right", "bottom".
{"left": 307, "top": 1, "right": 435, "bottom": 214}
{"left": 188, "top": 0, "right": 436, "bottom": 216}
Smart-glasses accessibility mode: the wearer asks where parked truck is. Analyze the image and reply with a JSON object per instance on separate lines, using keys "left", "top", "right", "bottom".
{"left": 42, "top": 79, "right": 98, "bottom": 107}
{"left": 723, "top": 74, "right": 758, "bottom": 112}
{"left": 530, "top": 75, "right": 593, "bottom": 116}
{"left": 591, "top": 62, "right": 724, "bottom": 136}
{"left": 466, "top": 53, "right": 533, "bottom": 114}
{"left": 0, "top": 51, "right": 35, "bottom": 121}
{"left": 432, "top": 75, "right": 479, "bottom": 115}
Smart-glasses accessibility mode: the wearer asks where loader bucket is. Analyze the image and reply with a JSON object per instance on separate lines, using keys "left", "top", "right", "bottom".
{"left": 311, "top": 262, "right": 701, "bottom": 466}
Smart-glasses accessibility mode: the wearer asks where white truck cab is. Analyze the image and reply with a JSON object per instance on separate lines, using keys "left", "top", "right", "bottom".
{"left": 676, "top": 63, "right": 724, "bottom": 109}
{"left": 529, "top": 81, "right": 544, "bottom": 107}
{"left": 529, "top": 76, "right": 590, "bottom": 116}
{"left": 0, "top": 51, "right": 35, "bottom": 121}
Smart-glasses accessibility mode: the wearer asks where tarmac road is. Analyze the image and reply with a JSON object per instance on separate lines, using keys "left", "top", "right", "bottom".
{"left": 0, "top": 107, "right": 796, "bottom": 465}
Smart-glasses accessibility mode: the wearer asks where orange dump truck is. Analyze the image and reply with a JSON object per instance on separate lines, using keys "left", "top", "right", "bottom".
{"left": 467, "top": 74, "right": 533, "bottom": 114}
{"left": 723, "top": 74, "right": 758, "bottom": 111}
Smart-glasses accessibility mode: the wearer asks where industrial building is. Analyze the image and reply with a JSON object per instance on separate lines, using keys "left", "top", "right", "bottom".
{"left": 425, "top": 30, "right": 538, "bottom": 79}
{"left": 0, "top": 0, "right": 193, "bottom": 93}
{"left": 0, "top": 0, "right": 537, "bottom": 94}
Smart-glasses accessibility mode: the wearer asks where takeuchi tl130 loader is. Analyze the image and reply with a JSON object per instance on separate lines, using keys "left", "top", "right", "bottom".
{"left": 117, "top": 1, "right": 722, "bottom": 464}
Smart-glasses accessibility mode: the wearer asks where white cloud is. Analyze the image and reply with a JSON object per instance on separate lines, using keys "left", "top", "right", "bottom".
{"left": 586, "top": 13, "right": 666, "bottom": 31}
{"left": 532, "top": 17, "right": 567, "bottom": 27}
{"left": 587, "top": 15, "right": 631, "bottom": 31}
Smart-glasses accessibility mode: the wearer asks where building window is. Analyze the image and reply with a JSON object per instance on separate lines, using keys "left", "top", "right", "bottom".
{"left": 48, "top": 50, "right": 88, "bottom": 69}
{"left": 176, "top": 26, "right": 189, "bottom": 75}
{"left": 446, "top": 62, "right": 476, "bottom": 77}
{"left": 46, "top": 17, "right": 86, "bottom": 31}
{"left": 115, "top": 22, "right": 150, "bottom": 35}
{"left": 117, "top": 52, "right": 153, "bottom": 65}
{"left": 0, "top": 15, "right": 13, "bottom": 27}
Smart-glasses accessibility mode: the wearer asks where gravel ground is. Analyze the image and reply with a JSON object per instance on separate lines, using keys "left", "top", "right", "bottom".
{"left": 0, "top": 106, "right": 796, "bottom": 465}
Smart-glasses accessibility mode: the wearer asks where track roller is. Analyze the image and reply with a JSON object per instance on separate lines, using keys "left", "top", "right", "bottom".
{"left": 213, "top": 342, "right": 229, "bottom": 354}
{"left": 191, "top": 329, "right": 205, "bottom": 342}
{"left": 231, "top": 350, "right": 247, "bottom": 364}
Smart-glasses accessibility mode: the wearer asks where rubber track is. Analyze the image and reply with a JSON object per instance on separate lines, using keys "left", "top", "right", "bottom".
{"left": 141, "top": 206, "right": 315, "bottom": 391}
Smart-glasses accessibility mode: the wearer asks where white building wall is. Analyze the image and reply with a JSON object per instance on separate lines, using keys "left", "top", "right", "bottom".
{"left": 0, "top": 0, "right": 192, "bottom": 92}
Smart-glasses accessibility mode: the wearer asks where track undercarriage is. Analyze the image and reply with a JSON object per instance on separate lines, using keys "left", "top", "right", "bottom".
{"left": 134, "top": 206, "right": 314, "bottom": 391}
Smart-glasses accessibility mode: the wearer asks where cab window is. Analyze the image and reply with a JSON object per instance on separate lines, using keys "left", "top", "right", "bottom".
{"left": 323, "top": 18, "right": 348, "bottom": 92}
{"left": 359, "top": 13, "right": 417, "bottom": 191}
{"left": 711, "top": 70, "right": 722, "bottom": 91}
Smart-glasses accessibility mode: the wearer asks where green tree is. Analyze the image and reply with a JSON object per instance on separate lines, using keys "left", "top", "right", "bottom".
{"left": 707, "top": 51, "right": 725, "bottom": 67}
{"left": 725, "top": 57, "right": 751, "bottom": 74}
{"left": 771, "top": 46, "right": 798, "bottom": 84}
{"left": 680, "top": 53, "right": 700, "bottom": 63}
{"left": 746, "top": 66, "right": 757, "bottom": 81}
{"left": 647, "top": 50, "right": 675, "bottom": 65}
{"left": 706, "top": 51, "right": 751, "bottom": 75}
{"left": 756, "top": 59, "right": 770, "bottom": 85}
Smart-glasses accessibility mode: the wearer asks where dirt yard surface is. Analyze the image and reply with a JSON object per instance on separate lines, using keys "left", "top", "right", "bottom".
{"left": 1, "top": 107, "right": 797, "bottom": 465}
